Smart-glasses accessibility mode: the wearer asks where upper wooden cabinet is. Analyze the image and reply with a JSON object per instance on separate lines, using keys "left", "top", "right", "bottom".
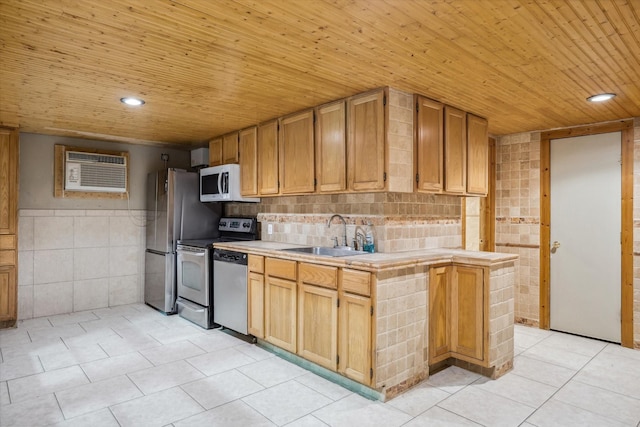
{"left": 208, "top": 132, "right": 239, "bottom": 166}
{"left": 315, "top": 100, "right": 347, "bottom": 193}
{"left": 257, "top": 120, "right": 279, "bottom": 195}
{"left": 0, "top": 127, "right": 18, "bottom": 328}
{"left": 347, "top": 90, "right": 386, "bottom": 192}
{"left": 239, "top": 126, "right": 258, "bottom": 197}
{"left": 466, "top": 114, "right": 489, "bottom": 196}
{"left": 279, "top": 110, "right": 315, "bottom": 194}
{"left": 444, "top": 106, "right": 467, "bottom": 194}
{"left": 208, "top": 137, "right": 222, "bottom": 166}
{"left": 214, "top": 87, "right": 488, "bottom": 197}
{"left": 415, "top": 96, "right": 444, "bottom": 193}
{"left": 0, "top": 128, "right": 18, "bottom": 236}
{"left": 222, "top": 132, "right": 239, "bottom": 164}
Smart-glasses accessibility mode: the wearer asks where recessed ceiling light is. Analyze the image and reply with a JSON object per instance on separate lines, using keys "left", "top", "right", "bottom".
{"left": 120, "top": 97, "right": 145, "bottom": 106}
{"left": 586, "top": 93, "right": 616, "bottom": 102}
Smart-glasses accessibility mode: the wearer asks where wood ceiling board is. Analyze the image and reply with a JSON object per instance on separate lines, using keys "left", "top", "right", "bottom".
{"left": 0, "top": 0, "right": 638, "bottom": 145}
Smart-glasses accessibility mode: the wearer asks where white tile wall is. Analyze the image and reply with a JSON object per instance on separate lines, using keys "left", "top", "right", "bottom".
{"left": 17, "top": 209, "right": 146, "bottom": 319}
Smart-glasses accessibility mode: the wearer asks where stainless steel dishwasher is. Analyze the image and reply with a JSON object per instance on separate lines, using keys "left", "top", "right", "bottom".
{"left": 212, "top": 248, "right": 249, "bottom": 335}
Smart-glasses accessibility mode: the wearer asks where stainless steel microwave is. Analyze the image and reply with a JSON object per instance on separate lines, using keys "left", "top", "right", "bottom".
{"left": 199, "top": 164, "right": 260, "bottom": 203}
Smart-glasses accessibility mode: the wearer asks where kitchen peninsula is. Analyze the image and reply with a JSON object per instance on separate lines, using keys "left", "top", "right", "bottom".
{"left": 213, "top": 240, "right": 517, "bottom": 401}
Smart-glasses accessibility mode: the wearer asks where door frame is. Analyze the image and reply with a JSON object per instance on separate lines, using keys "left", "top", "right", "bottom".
{"left": 540, "top": 119, "right": 634, "bottom": 348}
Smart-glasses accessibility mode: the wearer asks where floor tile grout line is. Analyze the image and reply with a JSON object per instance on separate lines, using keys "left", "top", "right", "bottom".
{"left": 520, "top": 334, "right": 619, "bottom": 425}
{"left": 570, "top": 375, "right": 640, "bottom": 402}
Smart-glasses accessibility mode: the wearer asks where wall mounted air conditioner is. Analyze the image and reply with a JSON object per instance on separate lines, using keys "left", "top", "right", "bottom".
{"left": 65, "top": 151, "right": 127, "bottom": 193}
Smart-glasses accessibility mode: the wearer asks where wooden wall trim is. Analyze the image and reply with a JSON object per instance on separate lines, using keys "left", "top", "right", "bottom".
{"left": 461, "top": 198, "right": 466, "bottom": 249}
{"left": 540, "top": 134, "right": 551, "bottom": 330}
{"left": 621, "top": 126, "right": 634, "bottom": 348}
{"left": 539, "top": 119, "right": 633, "bottom": 348}
{"left": 481, "top": 137, "right": 496, "bottom": 252}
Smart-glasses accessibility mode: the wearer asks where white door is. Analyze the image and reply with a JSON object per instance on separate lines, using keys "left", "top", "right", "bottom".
{"left": 550, "top": 132, "right": 621, "bottom": 343}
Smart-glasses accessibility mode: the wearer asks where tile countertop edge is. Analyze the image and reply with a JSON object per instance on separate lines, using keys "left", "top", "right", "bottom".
{"left": 212, "top": 241, "right": 518, "bottom": 271}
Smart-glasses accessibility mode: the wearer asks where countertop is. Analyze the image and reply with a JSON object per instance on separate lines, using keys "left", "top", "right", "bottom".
{"left": 212, "top": 241, "right": 518, "bottom": 272}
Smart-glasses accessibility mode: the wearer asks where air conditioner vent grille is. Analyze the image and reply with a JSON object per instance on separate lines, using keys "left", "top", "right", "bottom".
{"left": 67, "top": 152, "right": 126, "bottom": 165}
{"left": 79, "top": 163, "right": 126, "bottom": 189}
{"left": 65, "top": 150, "right": 127, "bottom": 193}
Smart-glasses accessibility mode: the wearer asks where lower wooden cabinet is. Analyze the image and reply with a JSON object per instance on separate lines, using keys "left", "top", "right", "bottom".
{"left": 451, "top": 266, "right": 485, "bottom": 360}
{"left": 339, "top": 291, "right": 372, "bottom": 385}
{"left": 297, "top": 263, "right": 338, "bottom": 370}
{"left": 338, "top": 268, "right": 372, "bottom": 386}
{"left": 248, "top": 271, "right": 265, "bottom": 338}
{"left": 298, "top": 283, "right": 338, "bottom": 370}
{"left": 429, "top": 264, "right": 486, "bottom": 365}
{"left": 251, "top": 257, "right": 373, "bottom": 386}
{"left": 0, "top": 266, "right": 16, "bottom": 325}
{"left": 248, "top": 255, "right": 265, "bottom": 338}
{"left": 429, "top": 266, "right": 451, "bottom": 364}
{"left": 264, "top": 258, "right": 297, "bottom": 353}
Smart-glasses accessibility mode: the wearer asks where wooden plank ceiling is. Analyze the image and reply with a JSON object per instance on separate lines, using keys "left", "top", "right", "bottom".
{"left": 1, "top": 0, "right": 638, "bottom": 146}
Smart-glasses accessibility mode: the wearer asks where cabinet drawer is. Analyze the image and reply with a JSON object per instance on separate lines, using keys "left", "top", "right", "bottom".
{"left": 266, "top": 258, "right": 297, "bottom": 280}
{"left": 299, "top": 263, "right": 337, "bottom": 289}
{"left": 248, "top": 255, "right": 264, "bottom": 274}
{"left": 341, "top": 269, "right": 371, "bottom": 297}
{"left": 0, "top": 250, "right": 16, "bottom": 267}
{"left": 0, "top": 235, "right": 16, "bottom": 250}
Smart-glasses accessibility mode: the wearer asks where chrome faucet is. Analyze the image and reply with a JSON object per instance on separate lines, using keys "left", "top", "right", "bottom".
{"left": 327, "top": 214, "right": 347, "bottom": 247}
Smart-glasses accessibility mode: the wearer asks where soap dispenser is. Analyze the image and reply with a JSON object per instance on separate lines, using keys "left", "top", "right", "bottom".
{"left": 364, "top": 223, "right": 375, "bottom": 253}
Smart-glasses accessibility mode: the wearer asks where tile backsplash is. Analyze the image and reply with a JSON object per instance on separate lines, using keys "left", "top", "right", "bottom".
{"left": 227, "top": 192, "right": 462, "bottom": 252}
{"left": 18, "top": 209, "right": 145, "bottom": 320}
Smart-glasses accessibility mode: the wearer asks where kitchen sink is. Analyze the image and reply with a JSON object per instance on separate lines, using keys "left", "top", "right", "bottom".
{"left": 280, "top": 246, "right": 368, "bottom": 257}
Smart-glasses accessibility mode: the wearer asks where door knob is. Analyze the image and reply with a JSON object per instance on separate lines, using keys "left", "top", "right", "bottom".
{"left": 551, "top": 241, "right": 561, "bottom": 254}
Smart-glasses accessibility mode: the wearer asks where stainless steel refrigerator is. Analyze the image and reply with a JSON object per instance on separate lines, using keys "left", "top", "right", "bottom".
{"left": 144, "top": 169, "right": 221, "bottom": 314}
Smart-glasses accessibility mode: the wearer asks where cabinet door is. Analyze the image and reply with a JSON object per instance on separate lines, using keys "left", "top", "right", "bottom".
{"left": 429, "top": 266, "right": 451, "bottom": 364}
{"left": 466, "top": 114, "right": 489, "bottom": 196}
{"left": 0, "top": 128, "right": 19, "bottom": 235}
{"left": 415, "top": 96, "right": 444, "bottom": 192}
{"left": 0, "top": 266, "right": 16, "bottom": 324}
{"left": 265, "top": 276, "right": 297, "bottom": 352}
{"left": 222, "top": 132, "right": 239, "bottom": 164}
{"left": 208, "top": 137, "right": 223, "bottom": 166}
{"left": 315, "top": 100, "right": 346, "bottom": 193}
{"left": 248, "top": 271, "right": 265, "bottom": 338}
{"left": 339, "top": 292, "right": 372, "bottom": 386}
{"left": 298, "top": 284, "right": 338, "bottom": 370}
{"left": 279, "top": 110, "right": 315, "bottom": 194}
{"left": 444, "top": 106, "right": 467, "bottom": 194}
{"left": 239, "top": 127, "right": 259, "bottom": 197}
{"left": 451, "top": 266, "right": 484, "bottom": 361}
{"left": 258, "top": 120, "right": 279, "bottom": 195}
{"left": 347, "top": 90, "right": 386, "bottom": 191}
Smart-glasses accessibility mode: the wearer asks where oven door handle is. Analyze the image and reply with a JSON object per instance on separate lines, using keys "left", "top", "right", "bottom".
{"left": 178, "top": 251, "right": 206, "bottom": 256}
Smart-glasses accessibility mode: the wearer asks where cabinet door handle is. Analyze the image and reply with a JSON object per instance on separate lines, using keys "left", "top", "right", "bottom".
{"left": 551, "top": 241, "right": 561, "bottom": 254}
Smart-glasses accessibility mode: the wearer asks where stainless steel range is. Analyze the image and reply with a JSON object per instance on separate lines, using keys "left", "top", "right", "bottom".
{"left": 175, "top": 217, "right": 258, "bottom": 329}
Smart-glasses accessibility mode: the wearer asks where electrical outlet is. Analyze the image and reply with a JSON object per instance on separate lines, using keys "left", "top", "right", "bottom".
{"left": 267, "top": 223, "right": 273, "bottom": 235}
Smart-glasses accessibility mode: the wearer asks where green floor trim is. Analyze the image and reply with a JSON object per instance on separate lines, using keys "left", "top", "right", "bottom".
{"left": 256, "top": 339, "right": 384, "bottom": 401}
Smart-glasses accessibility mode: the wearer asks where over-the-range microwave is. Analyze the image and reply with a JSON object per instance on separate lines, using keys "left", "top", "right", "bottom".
{"left": 199, "top": 164, "right": 260, "bottom": 203}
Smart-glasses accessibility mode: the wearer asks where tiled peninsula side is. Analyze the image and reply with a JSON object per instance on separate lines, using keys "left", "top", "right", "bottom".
{"left": 214, "top": 241, "right": 517, "bottom": 401}
{"left": 372, "top": 255, "right": 516, "bottom": 399}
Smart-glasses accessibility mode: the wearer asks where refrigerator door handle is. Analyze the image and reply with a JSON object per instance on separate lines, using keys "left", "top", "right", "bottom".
{"left": 146, "top": 248, "right": 168, "bottom": 256}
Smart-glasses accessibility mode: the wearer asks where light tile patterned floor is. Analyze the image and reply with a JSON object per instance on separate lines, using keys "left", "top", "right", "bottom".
{"left": 1, "top": 303, "right": 639, "bottom": 427}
